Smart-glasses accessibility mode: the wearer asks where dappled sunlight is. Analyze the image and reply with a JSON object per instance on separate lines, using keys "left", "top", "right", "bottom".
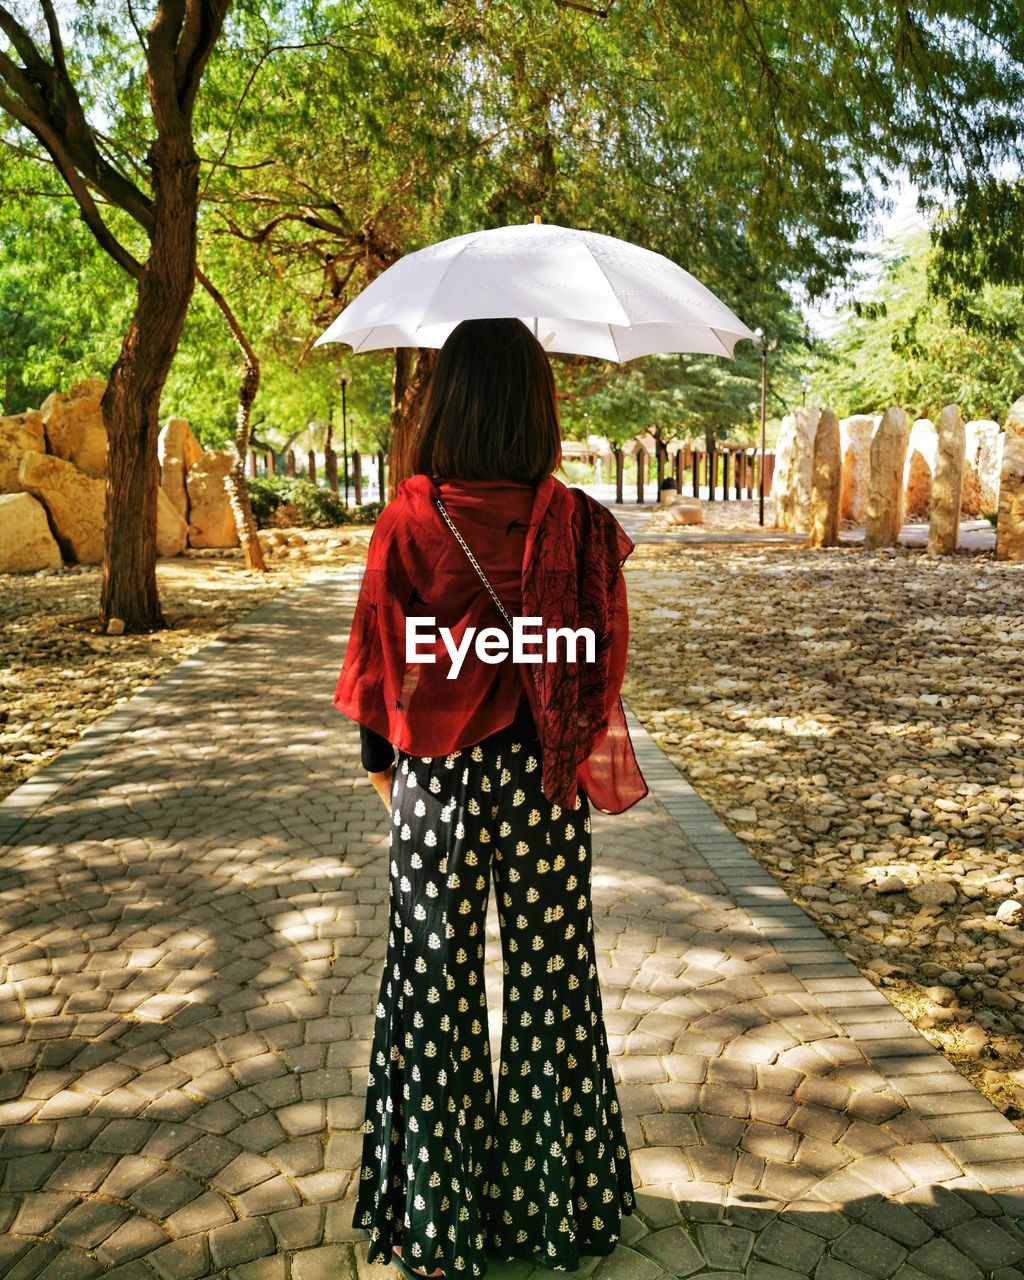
{"left": 625, "top": 535, "right": 1024, "bottom": 1137}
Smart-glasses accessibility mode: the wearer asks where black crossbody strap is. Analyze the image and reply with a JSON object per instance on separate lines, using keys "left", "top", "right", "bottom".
{"left": 433, "top": 494, "right": 515, "bottom": 631}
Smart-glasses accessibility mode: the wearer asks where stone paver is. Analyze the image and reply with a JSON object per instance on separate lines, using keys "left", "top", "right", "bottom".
{"left": 1, "top": 564, "right": 1023, "bottom": 1279}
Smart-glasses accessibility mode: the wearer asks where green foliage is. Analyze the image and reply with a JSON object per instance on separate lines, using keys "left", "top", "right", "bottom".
{"left": 809, "top": 228, "right": 1024, "bottom": 421}
{"left": 0, "top": 156, "right": 133, "bottom": 413}
{"left": 245, "top": 474, "right": 382, "bottom": 527}
{"left": 5, "top": 0, "right": 1024, "bottom": 447}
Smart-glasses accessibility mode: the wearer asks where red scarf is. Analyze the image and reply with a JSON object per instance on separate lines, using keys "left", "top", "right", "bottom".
{"left": 332, "top": 473, "right": 647, "bottom": 814}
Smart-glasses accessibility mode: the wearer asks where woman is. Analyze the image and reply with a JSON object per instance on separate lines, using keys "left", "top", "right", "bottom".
{"left": 334, "top": 317, "right": 647, "bottom": 1280}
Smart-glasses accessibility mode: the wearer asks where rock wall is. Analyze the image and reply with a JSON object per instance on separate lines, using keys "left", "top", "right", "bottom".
{"left": 0, "top": 492, "right": 62, "bottom": 571}
{"left": 1, "top": 380, "right": 236, "bottom": 573}
{"left": 40, "top": 378, "right": 108, "bottom": 478}
{"left": 0, "top": 411, "right": 44, "bottom": 493}
{"left": 18, "top": 449, "right": 106, "bottom": 564}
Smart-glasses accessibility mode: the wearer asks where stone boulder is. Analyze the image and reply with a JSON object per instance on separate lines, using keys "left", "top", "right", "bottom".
{"left": 18, "top": 449, "right": 105, "bottom": 563}
{"left": 157, "top": 487, "right": 189, "bottom": 558}
{"left": 995, "top": 395, "right": 1024, "bottom": 562}
{"left": 805, "top": 408, "right": 841, "bottom": 548}
{"left": 0, "top": 492, "right": 63, "bottom": 572}
{"left": 864, "top": 406, "right": 910, "bottom": 550}
{"left": 902, "top": 418, "right": 937, "bottom": 520}
{"left": 40, "top": 377, "right": 108, "bottom": 479}
{"left": 962, "top": 420, "right": 1002, "bottom": 517}
{"left": 838, "top": 415, "right": 874, "bottom": 522}
{"left": 927, "top": 405, "right": 965, "bottom": 557}
{"left": 0, "top": 410, "right": 45, "bottom": 493}
{"left": 159, "top": 416, "right": 204, "bottom": 521}
{"left": 664, "top": 496, "right": 704, "bottom": 526}
{"left": 186, "top": 449, "right": 239, "bottom": 548}
{"left": 771, "top": 405, "right": 819, "bottom": 532}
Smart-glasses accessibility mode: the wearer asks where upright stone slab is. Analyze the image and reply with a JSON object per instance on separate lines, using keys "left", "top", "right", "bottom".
{"left": 927, "top": 405, "right": 965, "bottom": 557}
{"left": 903, "top": 418, "right": 937, "bottom": 520}
{"left": 186, "top": 449, "right": 240, "bottom": 548}
{"left": 771, "top": 406, "right": 819, "bottom": 532}
{"left": 159, "top": 417, "right": 204, "bottom": 520}
{"left": 995, "top": 395, "right": 1024, "bottom": 562}
{"left": 157, "top": 487, "right": 189, "bottom": 558}
{"left": 961, "top": 419, "right": 1000, "bottom": 516}
{"left": 838, "top": 414, "right": 874, "bottom": 522}
{"left": 805, "top": 409, "right": 841, "bottom": 548}
{"left": 864, "top": 406, "right": 910, "bottom": 550}
{"left": 0, "top": 410, "right": 44, "bottom": 493}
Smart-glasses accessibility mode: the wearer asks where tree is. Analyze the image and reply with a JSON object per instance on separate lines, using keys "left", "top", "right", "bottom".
{"left": 202, "top": 1, "right": 1024, "bottom": 475}
{"left": 811, "top": 226, "right": 1024, "bottom": 420}
{"left": 0, "top": 1, "right": 230, "bottom": 631}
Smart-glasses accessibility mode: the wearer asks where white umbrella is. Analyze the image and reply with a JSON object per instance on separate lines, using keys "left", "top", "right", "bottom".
{"left": 313, "top": 218, "right": 755, "bottom": 362}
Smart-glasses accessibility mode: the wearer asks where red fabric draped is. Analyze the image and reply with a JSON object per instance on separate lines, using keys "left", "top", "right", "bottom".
{"left": 332, "top": 473, "right": 648, "bottom": 814}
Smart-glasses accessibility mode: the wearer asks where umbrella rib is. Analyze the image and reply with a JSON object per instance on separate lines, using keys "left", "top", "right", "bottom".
{"left": 414, "top": 231, "right": 488, "bottom": 330}
{"left": 709, "top": 327, "right": 739, "bottom": 358}
{"left": 584, "top": 244, "right": 633, "bottom": 328}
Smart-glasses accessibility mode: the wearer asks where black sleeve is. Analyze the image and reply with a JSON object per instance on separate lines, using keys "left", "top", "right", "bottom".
{"left": 360, "top": 723, "right": 395, "bottom": 773}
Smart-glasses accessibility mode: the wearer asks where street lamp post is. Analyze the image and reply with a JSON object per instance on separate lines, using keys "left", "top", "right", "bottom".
{"left": 800, "top": 377, "right": 811, "bottom": 407}
{"left": 752, "top": 327, "right": 777, "bottom": 527}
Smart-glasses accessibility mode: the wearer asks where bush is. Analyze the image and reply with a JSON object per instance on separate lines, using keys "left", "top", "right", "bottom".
{"left": 556, "top": 458, "right": 595, "bottom": 486}
{"left": 985, "top": 511, "right": 998, "bottom": 527}
{"left": 245, "top": 475, "right": 381, "bottom": 528}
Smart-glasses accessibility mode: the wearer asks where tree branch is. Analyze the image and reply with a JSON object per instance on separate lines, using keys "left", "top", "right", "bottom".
{"left": 0, "top": 4, "right": 155, "bottom": 230}
{"left": 0, "top": 81, "right": 144, "bottom": 276}
{"left": 552, "top": 0, "right": 609, "bottom": 17}
{"left": 175, "top": 0, "right": 231, "bottom": 120}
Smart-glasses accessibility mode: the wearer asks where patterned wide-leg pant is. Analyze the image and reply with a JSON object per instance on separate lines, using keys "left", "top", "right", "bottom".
{"left": 353, "top": 727, "right": 635, "bottom": 1279}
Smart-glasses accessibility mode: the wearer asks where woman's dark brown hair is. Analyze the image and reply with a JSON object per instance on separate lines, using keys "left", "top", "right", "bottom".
{"left": 410, "top": 317, "right": 562, "bottom": 483}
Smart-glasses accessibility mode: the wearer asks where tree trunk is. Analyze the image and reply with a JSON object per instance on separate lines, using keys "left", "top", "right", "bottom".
{"left": 197, "top": 268, "right": 267, "bottom": 573}
{"left": 225, "top": 354, "right": 267, "bottom": 572}
{"left": 99, "top": 137, "right": 201, "bottom": 633}
{"left": 387, "top": 347, "right": 436, "bottom": 498}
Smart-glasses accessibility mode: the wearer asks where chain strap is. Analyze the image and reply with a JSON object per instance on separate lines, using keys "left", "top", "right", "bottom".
{"left": 433, "top": 494, "right": 515, "bottom": 631}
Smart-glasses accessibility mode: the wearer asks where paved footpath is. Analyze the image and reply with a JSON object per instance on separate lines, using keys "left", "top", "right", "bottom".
{"left": 3, "top": 568, "right": 1024, "bottom": 1280}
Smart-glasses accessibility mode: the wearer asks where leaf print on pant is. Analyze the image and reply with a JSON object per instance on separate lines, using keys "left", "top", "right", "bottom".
{"left": 353, "top": 725, "right": 635, "bottom": 1280}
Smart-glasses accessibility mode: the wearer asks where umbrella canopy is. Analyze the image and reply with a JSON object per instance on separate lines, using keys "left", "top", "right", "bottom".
{"left": 313, "top": 219, "right": 755, "bottom": 362}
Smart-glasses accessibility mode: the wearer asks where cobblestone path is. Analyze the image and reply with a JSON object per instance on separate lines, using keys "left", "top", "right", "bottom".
{"left": 2, "top": 568, "right": 1024, "bottom": 1280}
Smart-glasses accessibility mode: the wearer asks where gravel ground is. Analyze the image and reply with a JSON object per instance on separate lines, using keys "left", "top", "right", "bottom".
{"left": 622, "top": 534, "right": 1024, "bottom": 1129}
